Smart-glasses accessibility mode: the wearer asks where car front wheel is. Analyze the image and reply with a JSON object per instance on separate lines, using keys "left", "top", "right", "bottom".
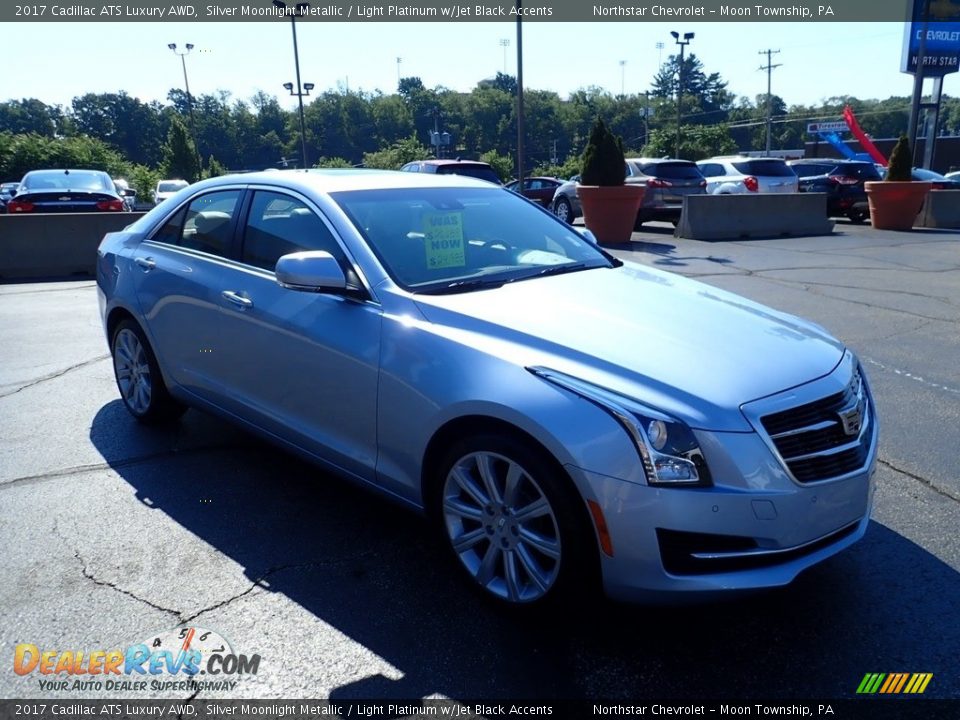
{"left": 111, "top": 319, "right": 185, "bottom": 424}
{"left": 437, "top": 434, "right": 595, "bottom": 607}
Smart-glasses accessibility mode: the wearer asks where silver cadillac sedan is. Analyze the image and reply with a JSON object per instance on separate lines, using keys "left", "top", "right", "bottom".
{"left": 97, "top": 170, "right": 876, "bottom": 606}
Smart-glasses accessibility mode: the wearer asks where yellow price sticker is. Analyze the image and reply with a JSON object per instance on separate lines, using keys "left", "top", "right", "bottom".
{"left": 423, "top": 212, "right": 466, "bottom": 269}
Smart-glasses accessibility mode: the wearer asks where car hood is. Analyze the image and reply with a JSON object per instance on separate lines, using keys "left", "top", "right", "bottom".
{"left": 411, "top": 262, "right": 844, "bottom": 431}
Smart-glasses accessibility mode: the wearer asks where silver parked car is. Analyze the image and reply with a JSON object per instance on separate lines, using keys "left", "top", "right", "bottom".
{"left": 697, "top": 157, "right": 799, "bottom": 195}
{"left": 551, "top": 158, "right": 706, "bottom": 228}
{"left": 97, "top": 170, "right": 876, "bottom": 606}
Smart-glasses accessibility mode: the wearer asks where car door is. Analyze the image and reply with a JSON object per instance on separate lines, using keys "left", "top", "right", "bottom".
{"left": 132, "top": 188, "right": 243, "bottom": 403}
{"left": 211, "top": 188, "right": 382, "bottom": 480}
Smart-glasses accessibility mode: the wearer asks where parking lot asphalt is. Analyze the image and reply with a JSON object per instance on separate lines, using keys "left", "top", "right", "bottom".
{"left": 1, "top": 221, "right": 958, "bottom": 704}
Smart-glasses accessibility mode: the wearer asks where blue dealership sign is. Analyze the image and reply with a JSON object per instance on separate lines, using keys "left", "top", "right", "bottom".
{"left": 901, "top": 0, "right": 960, "bottom": 75}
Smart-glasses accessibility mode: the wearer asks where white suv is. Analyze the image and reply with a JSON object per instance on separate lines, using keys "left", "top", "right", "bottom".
{"left": 697, "top": 157, "right": 798, "bottom": 195}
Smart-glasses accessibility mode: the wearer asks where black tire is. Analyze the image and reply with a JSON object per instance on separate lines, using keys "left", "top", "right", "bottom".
{"left": 847, "top": 211, "right": 867, "bottom": 224}
{"left": 553, "top": 197, "right": 574, "bottom": 225}
{"left": 433, "top": 433, "right": 598, "bottom": 608}
{"left": 110, "top": 318, "right": 186, "bottom": 425}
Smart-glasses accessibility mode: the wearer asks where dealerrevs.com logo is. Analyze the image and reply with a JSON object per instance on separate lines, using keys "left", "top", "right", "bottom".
{"left": 13, "top": 626, "right": 260, "bottom": 693}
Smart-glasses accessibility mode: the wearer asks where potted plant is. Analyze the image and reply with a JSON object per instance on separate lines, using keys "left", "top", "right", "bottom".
{"left": 576, "top": 118, "right": 645, "bottom": 244}
{"left": 865, "top": 134, "right": 931, "bottom": 230}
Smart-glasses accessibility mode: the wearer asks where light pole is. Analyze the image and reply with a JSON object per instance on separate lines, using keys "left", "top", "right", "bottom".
{"left": 167, "top": 42, "right": 201, "bottom": 172}
{"left": 499, "top": 38, "right": 510, "bottom": 74}
{"left": 670, "top": 31, "right": 694, "bottom": 159}
{"left": 396, "top": 57, "right": 402, "bottom": 86}
{"left": 619, "top": 60, "right": 626, "bottom": 97}
{"left": 274, "top": 0, "right": 311, "bottom": 170}
{"left": 655, "top": 41, "right": 665, "bottom": 69}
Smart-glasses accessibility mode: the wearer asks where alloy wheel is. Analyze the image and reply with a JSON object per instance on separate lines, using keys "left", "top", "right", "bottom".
{"left": 442, "top": 451, "right": 562, "bottom": 603}
{"left": 113, "top": 328, "right": 153, "bottom": 415}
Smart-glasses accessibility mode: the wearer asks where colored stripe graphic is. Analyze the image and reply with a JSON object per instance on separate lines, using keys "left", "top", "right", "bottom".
{"left": 857, "top": 672, "right": 932, "bottom": 694}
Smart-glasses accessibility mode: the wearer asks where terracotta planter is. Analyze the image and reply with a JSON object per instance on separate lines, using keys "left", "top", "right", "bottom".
{"left": 865, "top": 181, "right": 931, "bottom": 231}
{"left": 577, "top": 184, "right": 645, "bottom": 245}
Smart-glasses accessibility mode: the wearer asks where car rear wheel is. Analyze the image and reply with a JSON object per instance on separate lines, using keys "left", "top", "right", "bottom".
{"left": 437, "top": 434, "right": 595, "bottom": 607}
{"left": 847, "top": 210, "right": 867, "bottom": 224}
{"left": 553, "top": 197, "right": 573, "bottom": 224}
{"left": 111, "top": 319, "right": 185, "bottom": 424}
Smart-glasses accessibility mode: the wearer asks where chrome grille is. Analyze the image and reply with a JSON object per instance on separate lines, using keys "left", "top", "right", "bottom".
{"left": 760, "top": 370, "right": 872, "bottom": 483}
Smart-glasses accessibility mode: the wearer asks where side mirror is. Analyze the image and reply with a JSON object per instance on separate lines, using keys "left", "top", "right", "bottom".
{"left": 121, "top": 188, "right": 136, "bottom": 198}
{"left": 275, "top": 251, "right": 347, "bottom": 292}
{"left": 578, "top": 228, "right": 598, "bottom": 244}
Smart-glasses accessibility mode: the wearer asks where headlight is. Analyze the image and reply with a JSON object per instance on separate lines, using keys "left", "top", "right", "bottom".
{"left": 529, "top": 367, "right": 711, "bottom": 487}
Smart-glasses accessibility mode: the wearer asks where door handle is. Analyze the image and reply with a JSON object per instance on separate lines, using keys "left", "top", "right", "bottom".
{"left": 221, "top": 290, "right": 253, "bottom": 309}
{"left": 135, "top": 257, "right": 156, "bottom": 271}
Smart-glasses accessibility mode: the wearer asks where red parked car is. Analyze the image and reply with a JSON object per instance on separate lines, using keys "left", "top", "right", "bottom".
{"left": 505, "top": 176, "right": 565, "bottom": 208}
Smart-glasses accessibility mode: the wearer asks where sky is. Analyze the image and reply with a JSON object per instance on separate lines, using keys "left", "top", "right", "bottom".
{"left": 0, "top": 21, "right": 939, "bottom": 115}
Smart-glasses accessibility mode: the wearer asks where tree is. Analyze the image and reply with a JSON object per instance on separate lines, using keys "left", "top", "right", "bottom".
{"left": 71, "top": 92, "right": 167, "bottom": 167}
{"left": 479, "top": 149, "right": 513, "bottom": 182}
{"left": 162, "top": 116, "right": 201, "bottom": 182}
{"left": 363, "top": 135, "right": 429, "bottom": 169}
{"left": 651, "top": 53, "right": 734, "bottom": 125}
{"left": 204, "top": 155, "right": 228, "bottom": 178}
{"left": 0, "top": 99, "right": 58, "bottom": 137}
{"left": 581, "top": 118, "right": 624, "bottom": 186}
{"left": 643, "top": 124, "right": 736, "bottom": 160}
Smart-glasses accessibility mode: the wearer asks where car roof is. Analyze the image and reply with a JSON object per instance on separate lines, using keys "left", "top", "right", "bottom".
{"left": 787, "top": 158, "right": 871, "bottom": 164}
{"left": 24, "top": 168, "right": 109, "bottom": 176}
{"left": 626, "top": 157, "right": 693, "bottom": 164}
{"left": 417, "top": 159, "right": 493, "bottom": 167}
{"left": 190, "top": 168, "right": 498, "bottom": 194}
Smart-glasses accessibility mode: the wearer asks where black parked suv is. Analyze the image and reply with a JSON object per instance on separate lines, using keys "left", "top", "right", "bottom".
{"left": 787, "top": 159, "right": 882, "bottom": 223}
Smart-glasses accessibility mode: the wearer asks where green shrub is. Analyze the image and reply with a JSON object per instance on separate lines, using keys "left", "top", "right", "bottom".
{"left": 580, "top": 118, "right": 624, "bottom": 187}
{"left": 886, "top": 134, "right": 913, "bottom": 182}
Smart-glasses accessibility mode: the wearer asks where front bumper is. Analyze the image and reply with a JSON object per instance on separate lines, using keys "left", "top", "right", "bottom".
{"left": 574, "top": 456, "right": 873, "bottom": 602}
{"left": 566, "top": 358, "right": 877, "bottom": 602}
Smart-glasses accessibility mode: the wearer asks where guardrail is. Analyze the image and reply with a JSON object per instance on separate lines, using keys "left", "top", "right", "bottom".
{"left": 0, "top": 212, "right": 146, "bottom": 280}
{"left": 917, "top": 189, "right": 960, "bottom": 229}
{"left": 674, "top": 194, "right": 834, "bottom": 241}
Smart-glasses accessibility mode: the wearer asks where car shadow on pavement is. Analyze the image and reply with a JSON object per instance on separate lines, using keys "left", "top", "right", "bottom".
{"left": 90, "top": 401, "right": 960, "bottom": 700}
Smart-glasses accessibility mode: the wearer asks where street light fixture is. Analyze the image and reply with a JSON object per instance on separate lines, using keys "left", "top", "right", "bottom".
{"left": 670, "top": 31, "right": 694, "bottom": 159}
{"left": 499, "top": 38, "right": 510, "bottom": 74}
{"left": 274, "top": 0, "right": 311, "bottom": 170}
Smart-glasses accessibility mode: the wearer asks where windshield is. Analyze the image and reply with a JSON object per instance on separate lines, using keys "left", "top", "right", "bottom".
{"left": 732, "top": 160, "right": 796, "bottom": 177}
{"left": 640, "top": 162, "right": 702, "bottom": 179}
{"left": 435, "top": 165, "right": 502, "bottom": 185}
{"left": 332, "top": 187, "right": 614, "bottom": 292}
{"left": 22, "top": 171, "right": 112, "bottom": 192}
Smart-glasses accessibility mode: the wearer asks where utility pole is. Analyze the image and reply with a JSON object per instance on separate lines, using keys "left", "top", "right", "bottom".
{"left": 758, "top": 49, "right": 781, "bottom": 155}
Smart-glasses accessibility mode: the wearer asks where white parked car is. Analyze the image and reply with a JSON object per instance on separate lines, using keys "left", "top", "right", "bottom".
{"left": 697, "top": 157, "right": 798, "bottom": 195}
{"left": 154, "top": 179, "right": 190, "bottom": 206}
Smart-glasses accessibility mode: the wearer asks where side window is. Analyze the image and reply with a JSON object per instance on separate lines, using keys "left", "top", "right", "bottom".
{"left": 699, "top": 164, "right": 722, "bottom": 178}
{"left": 241, "top": 191, "right": 348, "bottom": 272}
{"left": 179, "top": 190, "right": 242, "bottom": 257}
{"left": 153, "top": 206, "right": 188, "bottom": 245}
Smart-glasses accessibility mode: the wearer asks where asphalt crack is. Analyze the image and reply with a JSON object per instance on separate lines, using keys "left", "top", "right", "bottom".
{"left": 55, "top": 517, "right": 380, "bottom": 626}
{"left": 53, "top": 522, "right": 183, "bottom": 620}
{"left": 879, "top": 457, "right": 960, "bottom": 504}
{"left": 0, "top": 443, "right": 246, "bottom": 491}
{"left": 0, "top": 353, "right": 110, "bottom": 399}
